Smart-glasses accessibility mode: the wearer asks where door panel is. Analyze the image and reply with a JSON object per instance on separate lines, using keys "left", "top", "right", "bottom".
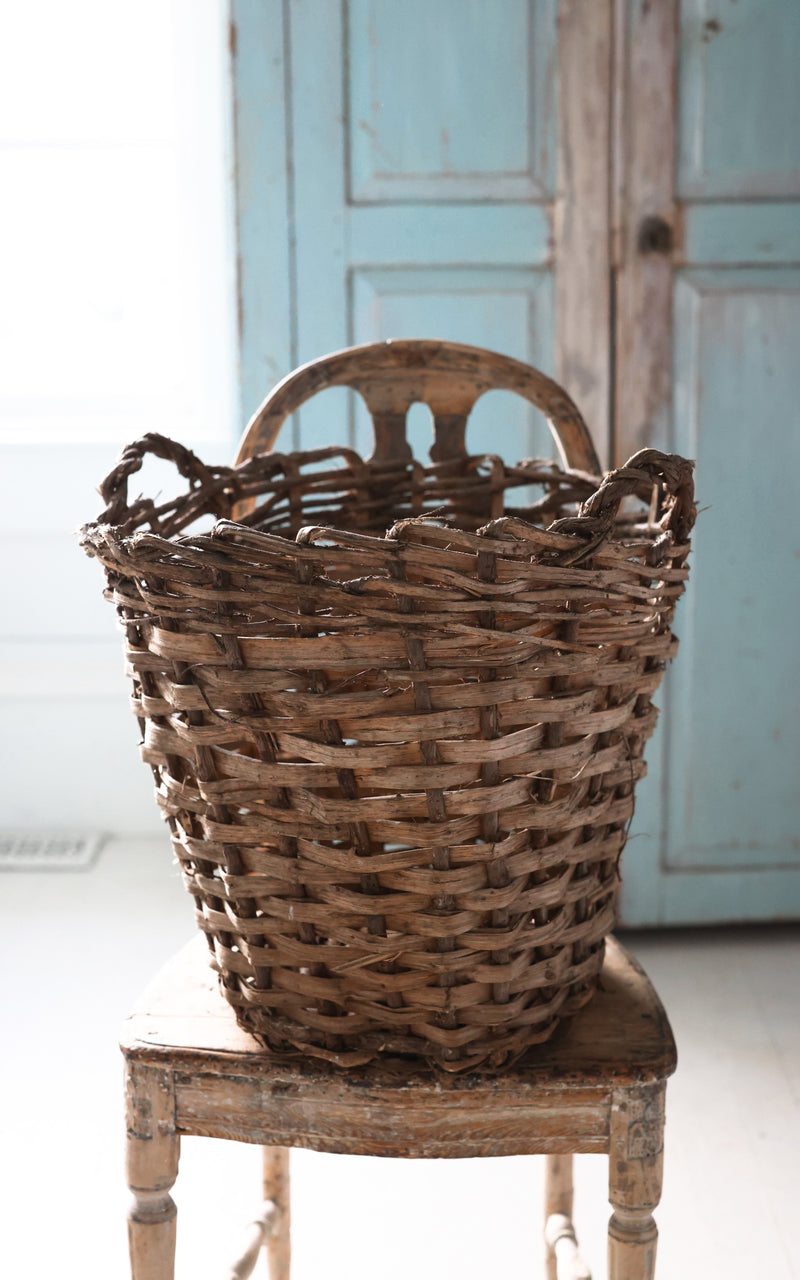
{"left": 292, "top": 0, "right": 557, "bottom": 456}
{"left": 347, "top": 0, "right": 554, "bottom": 202}
{"left": 667, "top": 271, "right": 800, "bottom": 873}
{"left": 616, "top": 0, "right": 800, "bottom": 923}
{"left": 683, "top": 202, "right": 800, "bottom": 266}
{"left": 678, "top": 0, "right": 800, "bottom": 198}
{"left": 232, "top": 0, "right": 612, "bottom": 460}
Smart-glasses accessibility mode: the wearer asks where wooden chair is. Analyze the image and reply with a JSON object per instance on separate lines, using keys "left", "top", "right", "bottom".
{"left": 123, "top": 933, "right": 675, "bottom": 1280}
{"left": 121, "top": 343, "right": 675, "bottom": 1278}
{"left": 231, "top": 337, "right": 602, "bottom": 472}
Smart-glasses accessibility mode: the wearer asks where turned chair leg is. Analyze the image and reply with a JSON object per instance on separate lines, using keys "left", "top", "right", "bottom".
{"left": 263, "top": 1147, "right": 291, "bottom": 1280}
{"left": 608, "top": 1085, "right": 666, "bottom": 1280}
{"left": 125, "top": 1061, "right": 180, "bottom": 1280}
{"left": 544, "top": 1155, "right": 591, "bottom": 1280}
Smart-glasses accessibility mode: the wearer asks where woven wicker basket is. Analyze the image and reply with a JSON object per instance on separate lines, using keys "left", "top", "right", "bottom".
{"left": 81, "top": 340, "right": 695, "bottom": 1072}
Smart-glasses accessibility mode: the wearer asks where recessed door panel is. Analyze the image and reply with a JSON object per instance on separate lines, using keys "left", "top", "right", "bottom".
{"left": 678, "top": 0, "right": 800, "bottom": 198}
{"left": 665, "top": 271, "right": 800, "bottom": 871}
{"left": 347, "top": 0, "right": 555, "bottom": 202}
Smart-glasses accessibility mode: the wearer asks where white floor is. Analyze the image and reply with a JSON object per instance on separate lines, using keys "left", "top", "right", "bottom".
{"left": 2, "top": 837, "right": 798, "bottom": 1279}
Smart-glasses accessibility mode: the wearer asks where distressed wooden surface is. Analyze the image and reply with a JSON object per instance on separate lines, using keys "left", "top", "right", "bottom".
{"left": 122, "top": 936, "right": 674, "bottom": 1276}
{"left": 125, "top": 1062, "right": 180, "bottom": 1280}
{"left": 263, "top": 1147, "right": 290, "bottom": 1280}
{"left": 545, "top": 1154, "right": 591, "bottom": 1279}
{"left": 607, "top": 1083, "right": 666, "bottom": 1280}
{"left": 555, "top": 0, "right": 612, "bottom": 465}
{"left": 122, "top": 934, "right": 675, "bottom": 1161}
{"left": 174, "top": 1079, "right": 611, "bottom": 1159}
{"left": 545, "top": 1153, "right": 575, "bottom": 1227}
{"left": 612, "top": 0, "right": 678, "bottom": 461}
{"left": 227, "top": 1199, "right": 278, "bottom": 1280}
{"left": 544, "top": 1211, "right": 592, "bottom": 1280}
{"left": 235, "top": 338, "right": 602, "bottom": 475}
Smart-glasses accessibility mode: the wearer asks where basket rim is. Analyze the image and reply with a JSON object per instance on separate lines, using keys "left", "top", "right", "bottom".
{"left": 80, "top": 434, "right": 695, "bottom": 569}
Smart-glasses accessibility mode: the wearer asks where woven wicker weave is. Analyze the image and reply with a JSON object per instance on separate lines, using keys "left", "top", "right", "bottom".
{"left": 81, "top": 341, "right": 695, "bottom": 1072}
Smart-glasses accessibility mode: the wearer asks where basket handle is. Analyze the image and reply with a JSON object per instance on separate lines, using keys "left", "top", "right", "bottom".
{"left": 234, "top": 340, "right": 602, "bottom": 475}
{"left": 95, "top": 433, "right": 219, "bottom": 525}
{"left": 547, "top": 447, "right": 696, "bottom": 557}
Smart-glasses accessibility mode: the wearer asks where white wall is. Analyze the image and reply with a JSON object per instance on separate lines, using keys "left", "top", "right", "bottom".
{"left": 0, "top": 1, "right": 238, "bottom": 835}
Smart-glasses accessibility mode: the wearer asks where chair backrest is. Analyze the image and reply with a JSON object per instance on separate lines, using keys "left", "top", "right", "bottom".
{"left": 234, "top": 339, "right": 601, "bottom": 475}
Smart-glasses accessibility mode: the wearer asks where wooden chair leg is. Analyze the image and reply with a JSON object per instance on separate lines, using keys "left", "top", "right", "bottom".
{"left": 262, "top": 1147, "right": 291, "bottom": 1280}
{"left": 545, "top": 1155, "right": 573, "bottom": 1280}
{"left": 545, "top": 1154, "right": 574, "bottom": 1222}
{"left": 125, "top": 1061, "right": 180, "bottom": 1280}
{"left": 544, "top": 1155, "right": 591, "bottom": 1280}
{"left": 608, "top": 1084, "right": 665, "bottom": 1280}
{"left": 227, "top": 1201, "right": 281, "bottom": 1280}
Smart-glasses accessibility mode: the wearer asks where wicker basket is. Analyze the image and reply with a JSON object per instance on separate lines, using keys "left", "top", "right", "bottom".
{"left": 81, "top": 340, "right": 695, "bottom": 1072}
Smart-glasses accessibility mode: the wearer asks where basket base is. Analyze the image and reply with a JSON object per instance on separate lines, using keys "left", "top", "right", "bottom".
{"left": 213, "top": 938, "right": 607, "bottom": 1074}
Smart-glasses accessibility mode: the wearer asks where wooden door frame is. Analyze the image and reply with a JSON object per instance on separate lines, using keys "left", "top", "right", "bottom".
{"left": 555, "top": 0, "right": 613, "bottom": 468}
{"left": 612, "top": 0, "right": 679, "bottom": 464}
{"left": 611, "top": 0, "right": 680, "bottom": 925}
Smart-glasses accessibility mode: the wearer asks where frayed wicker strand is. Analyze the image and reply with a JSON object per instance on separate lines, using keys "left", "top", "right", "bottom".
{"left": 81, "top": 341, "right": 695, "bottom": 1072}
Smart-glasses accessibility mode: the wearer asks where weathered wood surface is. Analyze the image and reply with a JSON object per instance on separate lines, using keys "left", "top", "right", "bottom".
{"left": 125, "top": 1062, "right": 180, "bottom": 1280}
{"left": 607, "top": 1083, "right": 666, "bottom": 1279}
{"left": 612, "top": 0, "right": 678, "bottom": 461}
{"left": 123, "top": 937, "right": 673, "bottom": 1277}
{"left": 545, "top": 1154, "right": 592, "bottom": 1280}
{"left": 545, "top": 1153, "right": 575, "bottom": 1225}
{"left": 545, "top": 1212, "right": 592, "bottom": 1280}
{"left": 555, "top": 0, "right": 612, "bottom": 466}
{"left": 234, "top": 339, "right": 602, "bottom": 475}
{"left": 226, "top": 1199, "right": 278, "bottom": 1280}
{"left": 262, "top": 1147, "right": 290, "bottom": 1280}
{"left": 121, "top": 934, "right": 675, "bottom": 1161}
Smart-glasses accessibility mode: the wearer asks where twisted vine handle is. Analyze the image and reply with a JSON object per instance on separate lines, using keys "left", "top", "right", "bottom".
{"left": 96, "top": 433, "right": 220, "bottom": 526}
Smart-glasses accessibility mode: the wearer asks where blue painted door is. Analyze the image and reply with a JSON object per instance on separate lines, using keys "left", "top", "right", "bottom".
{"left": 231, "top": 0, "right": 800, "bottom": 923}
{"left": 231, "top": 0, "right": 612, "bottom": 464}
{"left": 617, "top": 0, "right": 800, "bottom": 923}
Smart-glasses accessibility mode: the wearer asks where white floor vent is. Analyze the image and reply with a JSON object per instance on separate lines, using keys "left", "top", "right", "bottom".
{"left": 0, "top": 831, "right": 103, "bottom": 870}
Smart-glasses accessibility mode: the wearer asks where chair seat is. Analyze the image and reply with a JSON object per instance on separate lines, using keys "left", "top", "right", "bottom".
{"left": 121, "top": 933, "right": 675, "bottom": 1161}
{"left": 123, "top": 936, "right": 675, "bottom": 1278}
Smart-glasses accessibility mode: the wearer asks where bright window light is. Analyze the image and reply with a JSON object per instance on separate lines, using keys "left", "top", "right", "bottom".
{"left": 0, "top": 0, "right": 236, "bottom": 443}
